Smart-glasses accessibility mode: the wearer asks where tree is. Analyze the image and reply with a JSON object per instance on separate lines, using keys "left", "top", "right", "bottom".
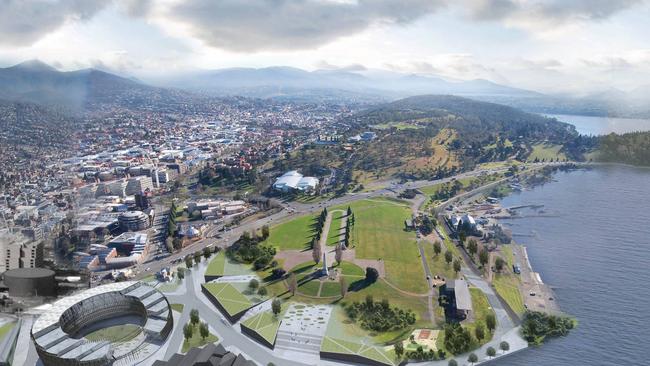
{"left": 183, "top": 323, "right": 193, "bottom": 342}
{"left": 486, "top": 313, "right": 496, "bottom": 333}
{"left": 177, "top": 267, "right": 185, "bottom": 279}
{"left": 258, "top": 286, "right": 268, "bottom": 296}
{"left": 288, "top": 273, "right": 297, "bottom": 295}
{"left": 335, "top": 244, "right": 343, "bottom": 264}
{"left": 486, "top": 346, "right": 496, "bottom": 358}
{"left": 445, "top": 251, "right": 453, "bottom": 265}
{"left": 272, "top": 268, "right": 286, "bottom": 279}
{"left": 453, "top": 259, "right": 461, "bottom": 274}
{"left": 173, "top": 237, "right": 183, "bottom": 251}
{"left": 433, "top": 241, "right": 442, "bottom": 256}
{"left": 479, "top": 249, "right": 489, "bottom": 267}
{"left": 272, "top": 298, "right": 282, "bottom": 316}
{"left": 249, "top": 278, "right": 260, "bottom": 291}
{"left": 394, "top": 341, "right": 404, "bottom": 358}
{"left": 475, "top": 324, "right": 485, "bottom": 342}
{"left": 190, "top": 309, "right": 199, "bottom": 326}
{"left": 347, "top": 206, "right": 352, "bottom": 216}
{"left": 495, "top": 257, "right": 505, "bottom": 272}
{"left": 365, "top": 267, "right": 379, "bottom": 283}
{"left": 312, "top": 240, "right": 321, "bottom": 264}
{"left": 193, "top": 251, "right": 202, "bottom": 265}
{"left": 468, "top": 353, "right": 478, "bottom": 364}
{"left": 166, "top": 237, "right": 174, "bottom": 253}
{"left": 199, "top": 322, "right": 209, "bottom": 341}
{"left": 467, "top": 239, "right": 478, "bottom": 257}
{"left": 185, "top": 255, "right": 193, "bottom": 269}
{"left": 499, "top": 341, "right": 510, "bottom": 353}
{"left": 203, "top": 247, "right": 212, "bottom": 260}
{"left": 448, "top": 360, "right": 458, "bottom": 366}
{"left": 340, "top": 276, "right": 347, "bottom": 298}
{"left": 261, "top": 225, "right": 270, "bottom": 239}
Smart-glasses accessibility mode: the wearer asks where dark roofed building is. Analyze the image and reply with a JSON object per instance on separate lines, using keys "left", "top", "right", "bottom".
{"left": 153, "top": 343, "right": 256, "bottom": 366}
{"left": 444, "top": 279, "right": 473, "bottom": 319}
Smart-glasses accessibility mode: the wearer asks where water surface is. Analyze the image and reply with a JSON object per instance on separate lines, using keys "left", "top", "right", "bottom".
{"left": 544, "top": 114, "right": 650, "bottom": 136}
{"left": 496, "top": 165, "right": 650, "bottom": 366}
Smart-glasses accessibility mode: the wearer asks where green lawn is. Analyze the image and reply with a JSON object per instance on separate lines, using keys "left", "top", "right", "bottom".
{"left": 527, "top": 143, "right": 566, "bottom": 162}
{"left": 203, "top": 282, "right": 254, "bottom": 317}
{"left": 321, "top": 336, "right": 398, "bottom": 366}
{"left": 261, "top": 214, "right": 318, "bottom": 251}
{"left": 205, "top": 251, "right": 253, "bottom": 277}
{"left": 493, "top": 274, "right": 526, "bottom": 315}
{"left": 298, "top": 280, "right": 322, "bottom": 297}
{"left": 459, "top": 288, "right": 496, "bottom": 347}
{"left": 85, "top": 324, "right": 141, "bottom": 343}
{"left": 336, "top": 261, "right": 365, "bottom": 277}
{"left": 0, "top": 322, "right": 16, "bottom": 340}
{"left": 332, "top": 198, "right": 428, "bottom": 294}
{"left": 423, "top": 242, "right": 457, "bottom": 280}
{"left": 241, "top": 310, "right": 282, "bottom": 345}
{"left": 171, "top": 303, "right": 185, "bottom": 313}
{"left": 326, "top": 211, "right": 345, "bottom": 246}
{"left": 320, "top": 281, "right": 342, "bottom": 297}
{"left": 182, "top": 326, "right": 218, "bottom": 353}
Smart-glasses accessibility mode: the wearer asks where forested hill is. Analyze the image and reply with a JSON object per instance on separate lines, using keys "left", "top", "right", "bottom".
{"left": 350, "top": 95, "right": 578, "bottom": 142}
{"left": 597, "top": 132, "right": 650, "bottom": 166}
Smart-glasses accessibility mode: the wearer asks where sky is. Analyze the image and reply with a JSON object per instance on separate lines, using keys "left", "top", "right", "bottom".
{"left": 1, "top": 0, "right": 650, "bottom": 94}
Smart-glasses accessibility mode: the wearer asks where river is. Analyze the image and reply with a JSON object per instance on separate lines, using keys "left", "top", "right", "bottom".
{"left": 495, "top": 165, "right": 650, "bottom": 366}
{"left": 544, "top": 114, "right": 650, "bottom": 136}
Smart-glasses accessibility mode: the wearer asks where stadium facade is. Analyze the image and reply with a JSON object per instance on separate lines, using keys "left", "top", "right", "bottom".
{"left": 31, "top": 281, "right": 172, "bottom": 366}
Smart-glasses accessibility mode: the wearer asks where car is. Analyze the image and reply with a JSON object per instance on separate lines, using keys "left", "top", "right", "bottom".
{"left": 145, "top": 267, "right": 151, "bottom": 272}
{"left": 529, "top": 292, "right": 536, "bottom": 296}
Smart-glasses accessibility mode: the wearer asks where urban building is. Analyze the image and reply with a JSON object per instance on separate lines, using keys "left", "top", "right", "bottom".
{"left": 118, "top": 211, "right": 150, "bottom": 232}
{"left": 272, "top": 171, "right": 319, "bottom": 193}
{"left": 0, "top": 230, "right": 44, "bottom": 274}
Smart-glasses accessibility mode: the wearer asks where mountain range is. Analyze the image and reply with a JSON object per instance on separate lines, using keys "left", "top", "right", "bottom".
{"left": 1, "top": 60, "right": 649, "bottom": 118}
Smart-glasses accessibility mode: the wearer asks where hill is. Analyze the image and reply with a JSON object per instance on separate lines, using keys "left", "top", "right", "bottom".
{"left": 351, "top": 95, "right": 577, "bottom": 142}
{"left": 0, "top": 60, "right": 197, "bottom": 112}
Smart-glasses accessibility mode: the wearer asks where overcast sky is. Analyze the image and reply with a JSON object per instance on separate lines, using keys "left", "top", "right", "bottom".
{"left": 1, "top": 0, "right": 650, "bottom": 94}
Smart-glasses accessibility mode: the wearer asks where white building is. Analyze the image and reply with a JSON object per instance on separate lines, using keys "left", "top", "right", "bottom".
{"left": 273, "top": 171, "right": 319, "bottom": 193}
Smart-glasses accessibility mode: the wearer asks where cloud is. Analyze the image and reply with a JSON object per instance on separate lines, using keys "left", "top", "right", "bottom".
{"left": 0, "top": 0, "right": 110, "bottom": 46}
{"left": 463, "top": 0, "right": 644, "bottom": 32}
{"left": 164, "top": 0, "right": 446, "bottom": 52}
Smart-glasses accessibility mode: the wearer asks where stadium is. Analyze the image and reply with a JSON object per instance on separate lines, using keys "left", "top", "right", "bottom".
{"left": 30, "top": 281, "right": 173, "bottom": 366}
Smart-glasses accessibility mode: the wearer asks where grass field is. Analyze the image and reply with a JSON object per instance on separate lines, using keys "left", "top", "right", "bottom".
{"left": 298, "top": 280, "right": 322, "bottom": 297}
{"left": 181, "top": 325, "right": 218, "bottom": 353}
{"left": 332, "top": 198, "right": 428, "bottom": 294}
{"left": 326, "top": 210, "right": 345, "bottom": 246}
{"left": 170, "top": 303, "right": 185, "bottom": 313}
{"left": 423, "top": 242, "right": 457, "bottom": 280}
{"left": 241, "top": 310, "right": 282, "bottom": 345}
{"left": 261, "top": 214, "right": 318, "bottom": 251}
{"left": 527, "top": 143, "right": 567, "bottom": 162}
{"left": 493, "top": 274, "right": 526, "bottom": 315}
{"left": 85, "top": 324, "right": 141, "bottom": 343}
{"left": 337, "top": 261, "right": 365, "bottom": 277}
{"left": 0, "top": 322, "right": 15, "bottom": 340}
{"left": 321, "top": 336, "right": 398, "bottom": 366}
{"left": 320, "top": 281, "right": 343, "bottom": 297}
{"left": 205, "top": 251, "right": 253, "bottom": 277}
{"left": 466, "top": 288, "right": 495, "bottom": 345}
{"left": 203, "top": 282, "right": 254, "bottom": 317}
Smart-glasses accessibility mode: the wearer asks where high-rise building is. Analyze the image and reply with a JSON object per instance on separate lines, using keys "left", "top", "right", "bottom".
{"left": 0, "top": 229, "right": 44, "bottom": 274}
